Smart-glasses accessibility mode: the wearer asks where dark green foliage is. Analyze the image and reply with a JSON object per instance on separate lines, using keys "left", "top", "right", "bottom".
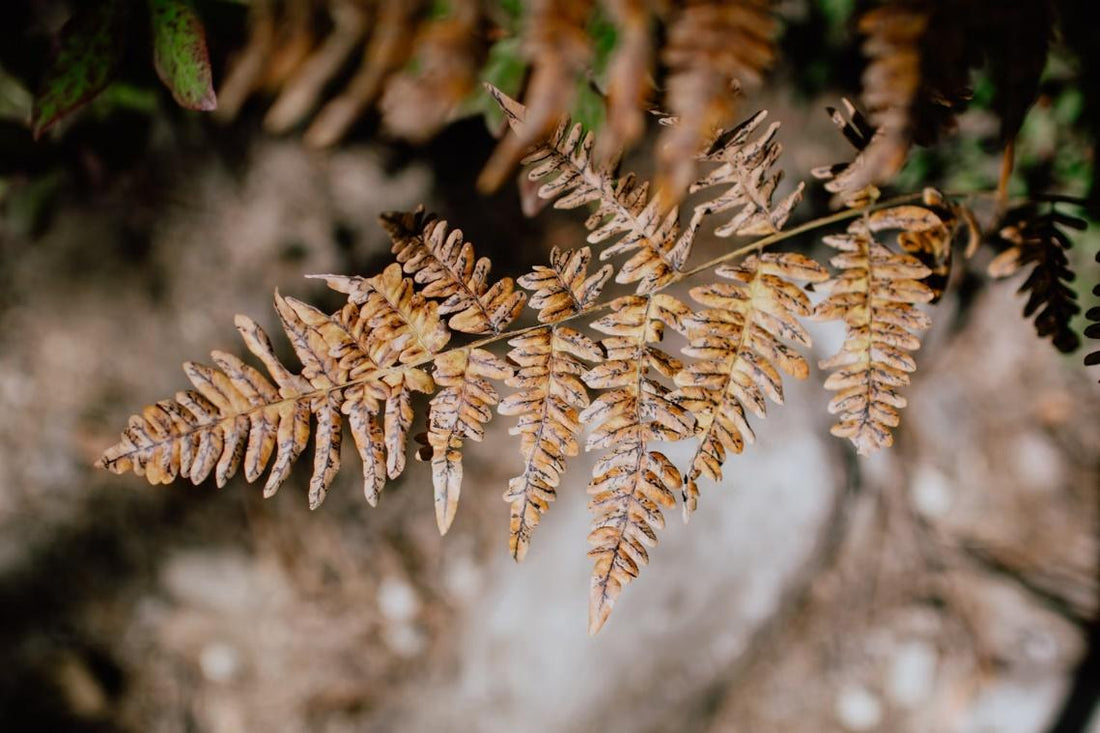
{"left": 149, "top": 0, "right": 217, "bottom": 111}
{"left": 31, "top": 0, "right": 130, "bottom": 138}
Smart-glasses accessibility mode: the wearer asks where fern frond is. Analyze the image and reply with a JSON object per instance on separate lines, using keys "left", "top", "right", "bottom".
{"left": 1086, "top": 251, "right": 1100, "bottom": 379}
{"left": 380, "top": 0, "right": 486, "bottom": 143}
{"left": 315, "top": 263, "right": 452, "bottom": 364}
{"left": 382, "top": 208, "right": 528, "bottom": 335}
{"left": 304, "top": 0, "right": 428, "bottom": 147}
{"left": 847, "top": 2, "right": 975, "bottom": 193}
{"left": 488, "top": 84, "right": 699, "bottom": 294}
{"left": 218, "top": 1, "right": 432, "bottom": 146}
{"left": 423, "top": 348, "right": 514, "bottom": 534}
{"left": 657, "top": 0, "right": 778, "bottom": 204}
{"left": 582, "top": 293, "right": 695, "bottom": 634}
{"left": 674, "top": 253, "right": 828, "bottom": 514}
{"left": 102, "top": 250, "right": 456, "bottom": 518}
{"left": 687, "top": 109, "right": 805, "bottom": 239}
{"left": 988, "top": 206, "right": 1084, "bottom": 354}
{"left": 98, "top": 312, "right": 314, "bottom": 498}
{"left": 811, "top": 98, "right": 881, "bottom": 208}
{"left": 982, "top": 1, "right": 1053, "bottom": 146}
{"left": 814, "top": 205, "right": 941, "bottom": 455}
{"left": 500, "top": 247, "right": 611, "bottom": 560}
{"left": 478, "top": 0, "right": 595, "bottom": 191}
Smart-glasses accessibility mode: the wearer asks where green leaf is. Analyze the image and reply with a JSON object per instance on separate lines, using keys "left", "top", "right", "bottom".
{"left": 149, "top": 0, "right": 217, "bottom": 111}
{"left": 468, "top": 36, "right": 526, "bottom": 131}
{"left": 31, "top": 0, "right": 130, "bottom": 139}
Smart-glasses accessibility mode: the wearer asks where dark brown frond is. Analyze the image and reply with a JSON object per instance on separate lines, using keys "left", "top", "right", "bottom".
{"left": 988, "top": 206, "right": 1085, "bottom": 354}
{"left": 657, "top": 0, "right": 778, "bottom": 205}
{"left": 982, "top": 1, "right": 1053, "bottom": 145}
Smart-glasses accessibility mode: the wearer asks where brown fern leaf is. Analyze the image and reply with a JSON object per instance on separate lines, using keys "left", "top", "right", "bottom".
{"left": 487, "top": 84, "right": 689, "bottom": 294}
{"left": 894, "top": 188, "right": 982, "bottom": 302}
{"left": 382, "top": 208, "right": 528, "bottom": 335}
{"left": 657, "top": 0, "right": 778, "bottom": 205}
{"left": 845, "top": 1, "right": 976, "bottom": 193}
{"left": 814, "top": 206, "right": 940, "bottom": 455}
{"left": 422, "top": 348, "right": 514, "bottom": 534}
{"left": 686, "top": 109, "right": 805, "bottom": 239}
{"left": 380, "top": 0, "right": 487, "bottom": 143}
{"left": 582, "top": 293, "right": 695, "bottom": 634}
{"left": 479, "top": 0, "right": 595, "bottom": 191}
{"left": 988, "top": 206, "right": 1085, "bottom": 354}
{"left": 499, "top": 247, "right": 611, "bottom": 560}
{"left": 674, "top": 253, "right": 828, "bottom": 515}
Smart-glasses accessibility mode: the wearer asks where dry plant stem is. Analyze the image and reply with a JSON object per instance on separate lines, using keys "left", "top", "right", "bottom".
{"left": 105, "top": 189, "right": 1086, "bottom": 447}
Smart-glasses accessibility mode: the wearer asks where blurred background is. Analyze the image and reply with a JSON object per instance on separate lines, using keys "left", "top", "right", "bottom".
{"left": 1, "top": 1, "right": 1098, "bottom": 731}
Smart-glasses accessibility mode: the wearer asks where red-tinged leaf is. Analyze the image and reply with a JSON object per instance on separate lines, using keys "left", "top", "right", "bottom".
{"left": 31, "top": 0, "right": 130, "bottom": 139}
{"left": 149, "top": 0, "right": 217, "bottom": 111}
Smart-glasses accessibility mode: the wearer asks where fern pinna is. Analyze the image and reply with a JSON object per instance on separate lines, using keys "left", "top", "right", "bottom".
{"left": 98, "top": 87, "right": 1092, "bottom": 634}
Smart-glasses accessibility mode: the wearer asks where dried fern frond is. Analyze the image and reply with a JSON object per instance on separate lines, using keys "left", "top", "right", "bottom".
{"left": 988, "top": 206, "right": 1085, "bottom": 354}
{"left": 674, "top": 253, "right": 828, "bottom": 515}
{"left": 811, "top": 98, "right": 881, "bottom": 208}
{"left": 103, "top": 200, "right": 524, "bottom": 529}
{"left": 479, "top": 0, "right": 595, "bottom": 191}
{"left": 582, "top": 293, "right": 694, "bottom": 634}
{"left": 847, "top": 1, "right": 976, "bottom": 193}
{"left": 814, "top": 205, "right": 942, "bottom": 455}
{"left": 657, "top": 0, "right": 778, "bottom": 205}
{"left": 382, "top": 207, "right": 528, "bottom": 335}
{"left": 500, "top": 247, "right": 612, "bottom": 560}
{"left": 380, "top": 0, "right": 487, "bottom": 142}
{"left": 892, "top": 188, "right": 982, "bottom": 302}
{"left": 305, "top": 0, "right": 428, "bottom": 147}
{"left": 686, "top": 109, "right": 805, "bottom": 239}
{"left": 488, "top": 84, "right": 689, "bottom": 293}
{"left": 422, "top": 348, "right": 514, "bottom": 533}
{"left": 97, "top": 258, "right": 451, "bottom": 510}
